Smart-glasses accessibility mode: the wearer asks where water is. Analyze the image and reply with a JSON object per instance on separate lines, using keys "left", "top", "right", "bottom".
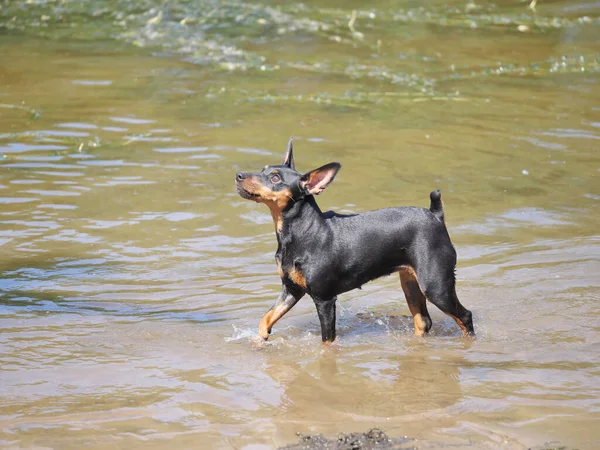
{"left": 1, "top": 1, "right": 599, "bottom": 448}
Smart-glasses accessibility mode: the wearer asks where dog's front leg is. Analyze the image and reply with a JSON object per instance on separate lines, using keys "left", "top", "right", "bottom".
{"left": 313, "top": 298, "right": 337, "bottom": 343}
{"left": 258, "top": 286, "right": 303, "bottom": 340}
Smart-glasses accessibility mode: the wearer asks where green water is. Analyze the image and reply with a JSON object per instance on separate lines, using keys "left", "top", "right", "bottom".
{"left": 1, "top": 1, "right": 599, "bottom": 449}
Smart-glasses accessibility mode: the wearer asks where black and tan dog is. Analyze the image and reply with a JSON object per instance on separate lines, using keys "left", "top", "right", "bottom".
{"left": 235, "top": 138, "right": 474, "bottom": 343}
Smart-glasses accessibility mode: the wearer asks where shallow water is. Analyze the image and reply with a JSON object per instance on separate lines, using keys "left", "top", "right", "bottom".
{"left": 1, "top": 1, "right": 600, "bottom": 449}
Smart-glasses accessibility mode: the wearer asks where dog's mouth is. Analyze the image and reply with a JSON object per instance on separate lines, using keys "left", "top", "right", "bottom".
{"left": 236, "top": 183, "right": 261, "bottom": 200}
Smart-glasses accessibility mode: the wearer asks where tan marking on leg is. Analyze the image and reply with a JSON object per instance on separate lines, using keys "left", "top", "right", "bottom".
{"left": 258, "top": 309, "right": 275, "bottom": 340}
{"left": 446, "top": 314, "right": 471, "bottom": 338}
{"left": 447, "top": 286, "right": 473, "bottom": 338}
{"left": 288, "top": 268, "right": 307, "bottom": 289}
{"left": 399, "top": 266, "right": 430, "bottom": 337}
{"left": 412, "top": 313, "right": 428, "bottom": 337}
{"left": 258, "top": 302, "right": 291, "bottom": 340}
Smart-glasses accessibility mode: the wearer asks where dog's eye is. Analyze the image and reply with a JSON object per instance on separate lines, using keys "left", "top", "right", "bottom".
{"left": 271, "top": 174, "right": 281, "bottom": 184}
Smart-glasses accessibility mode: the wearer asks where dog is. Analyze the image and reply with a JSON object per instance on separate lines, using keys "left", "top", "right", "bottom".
{"left": 235, "top": 138, "right": 474, "bottom": 343}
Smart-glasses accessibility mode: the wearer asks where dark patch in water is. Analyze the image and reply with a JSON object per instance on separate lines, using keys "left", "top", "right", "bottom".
{"left": 279, "top": 429, "right": 415, "bottom": 450}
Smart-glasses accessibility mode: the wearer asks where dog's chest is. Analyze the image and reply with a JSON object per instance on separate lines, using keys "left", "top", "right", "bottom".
{"left": 275, "top": 252, "right": 308, "bottom": 292}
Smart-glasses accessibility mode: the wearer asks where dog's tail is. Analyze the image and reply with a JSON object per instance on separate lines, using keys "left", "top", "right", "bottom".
{"left": 429, "top": 189, "right": 445, "bottom": 225}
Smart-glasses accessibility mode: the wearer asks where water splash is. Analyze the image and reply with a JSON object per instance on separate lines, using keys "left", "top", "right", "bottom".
{"left": 224, "top": 323, "right": 258, "bottom": 342}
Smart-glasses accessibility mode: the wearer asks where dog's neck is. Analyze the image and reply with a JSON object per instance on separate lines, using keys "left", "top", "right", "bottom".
{"left": 276, "top": 195, "right": 326, "bottom": 245}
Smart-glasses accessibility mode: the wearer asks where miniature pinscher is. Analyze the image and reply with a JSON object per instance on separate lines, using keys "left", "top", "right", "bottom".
{"left": 235, "top": 138, "right": 474, "bottom": 343}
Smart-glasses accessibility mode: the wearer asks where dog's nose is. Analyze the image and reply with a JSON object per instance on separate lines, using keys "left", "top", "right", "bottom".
{"left": 236, "top": 172, "right": 245, "bottom": 182}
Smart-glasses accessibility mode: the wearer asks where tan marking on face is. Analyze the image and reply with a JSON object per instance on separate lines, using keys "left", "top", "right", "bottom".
{"left": 238, "top": 177, "right": 292, "bottom": 233}
{"left": 266, "top": 189, "right": 293, "bottom": 233}
{"left": 277, "top": 260, "right": 284, "bottom": 278}
{"left": 399, "top": 266, "right": 430, "bottom": 337}
{"left": 258, "top": 302, "right": 291, "bottom": 340}
{"left": 288, "top": 268, "right": 307, "bottom": 289}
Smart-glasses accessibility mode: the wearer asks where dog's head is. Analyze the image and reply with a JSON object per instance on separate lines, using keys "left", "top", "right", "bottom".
{"left": 235, "top": 137, "right": 340, "bottom": 206}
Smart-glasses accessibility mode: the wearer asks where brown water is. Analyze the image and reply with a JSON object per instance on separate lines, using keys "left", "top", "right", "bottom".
{"left": 1, "top": 1, "right": 600, "bottom": 449}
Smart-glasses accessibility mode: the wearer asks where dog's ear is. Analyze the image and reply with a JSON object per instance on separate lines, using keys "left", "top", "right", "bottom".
{"left": 299, "top": 162, "right": 341, "bottom": 195}
{"left": 282, "top": 137, "right": 295, "bottom": 170}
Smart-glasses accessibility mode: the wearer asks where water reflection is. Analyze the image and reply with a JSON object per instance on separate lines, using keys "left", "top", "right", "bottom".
{"left": 265, "top": 342, "right": 469, "bottom": 444}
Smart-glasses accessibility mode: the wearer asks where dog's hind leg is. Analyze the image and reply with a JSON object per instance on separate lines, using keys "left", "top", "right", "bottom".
{"left": 417, "top": 264, "right": 474, "bottom": 337}
{"left": 444, "top": 286, "right": 474, "bottom": 337}
{"left": 399, "top": 266, "right": 432, "bottom": 336}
